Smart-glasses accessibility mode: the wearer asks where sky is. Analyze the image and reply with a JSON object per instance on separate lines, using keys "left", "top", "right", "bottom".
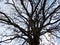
{"left": 0, "top": 0, "right": 60, "bottom": 45}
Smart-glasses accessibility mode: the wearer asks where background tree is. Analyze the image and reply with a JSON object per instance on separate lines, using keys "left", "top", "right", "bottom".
{"left": 0, "top": 0, "right": 60, "bottom": 45}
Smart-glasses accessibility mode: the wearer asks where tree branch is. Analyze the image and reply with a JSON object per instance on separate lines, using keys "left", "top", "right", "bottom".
{"left": 44, "top": 19, "right": 60, "bottom": 27}
{"left": 20, "top": 0, "right": 30, "bottom": 17}
{"left": 5, "top": 2, "right": 28, "bottom": 22}
{"left": 46, "top": 5, "right": 60, "bottom": 20}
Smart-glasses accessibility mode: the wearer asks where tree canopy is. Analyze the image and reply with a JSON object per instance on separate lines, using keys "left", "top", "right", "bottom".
{"left": 0, "top": 0, "right": 60, "bottom": 45}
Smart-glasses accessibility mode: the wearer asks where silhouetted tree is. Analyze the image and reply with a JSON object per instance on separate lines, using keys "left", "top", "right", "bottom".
{"left": 0, "top": 0, "right": 60, "bottom": 45}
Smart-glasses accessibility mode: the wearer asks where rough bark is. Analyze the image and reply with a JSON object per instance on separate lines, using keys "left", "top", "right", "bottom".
{"left": 29, "top": 36, "right": 40, "bottom": 45}
{"left": 29, "top": 29, "right": 40, "bottom": 45}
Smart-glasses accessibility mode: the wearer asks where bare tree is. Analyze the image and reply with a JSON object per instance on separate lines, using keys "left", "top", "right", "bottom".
{"left": 0, "top": 0, "right": 60, "bottom": 45}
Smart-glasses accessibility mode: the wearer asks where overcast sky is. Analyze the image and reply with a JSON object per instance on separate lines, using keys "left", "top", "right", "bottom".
{"left": 0, "top": 0, "right": 60, "bottom": 45}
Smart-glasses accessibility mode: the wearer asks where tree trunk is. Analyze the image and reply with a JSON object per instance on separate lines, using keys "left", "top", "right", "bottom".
{"left": 29, "top": 37, "right": 39, "bottom": 45}
{"left": 29, "top": 35, "right": 40, "bottom": 45}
